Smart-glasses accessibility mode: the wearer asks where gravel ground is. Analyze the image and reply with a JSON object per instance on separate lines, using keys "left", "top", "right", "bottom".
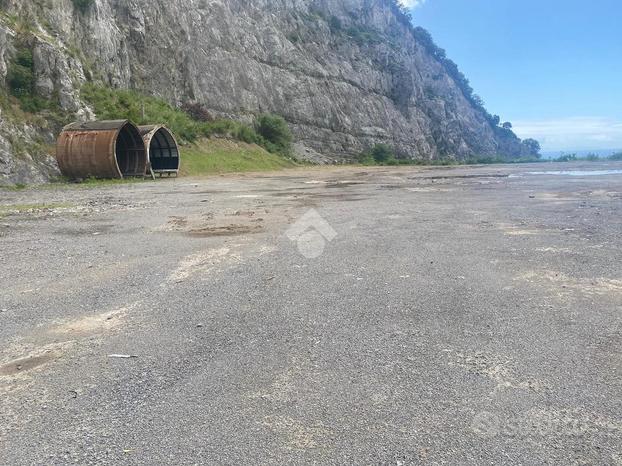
{"left": 1, "top": 162, "right": 621, "bottom": 465}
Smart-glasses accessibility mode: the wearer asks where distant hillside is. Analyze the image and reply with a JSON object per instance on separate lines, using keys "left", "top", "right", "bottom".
{"left": 542, "top": 149, "right": 622, "bottom": 159}
{"left": 0, "top": 0, "right": 535, "bottom": 183}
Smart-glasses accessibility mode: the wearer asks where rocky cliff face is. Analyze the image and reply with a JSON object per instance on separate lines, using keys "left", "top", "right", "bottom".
{"left": 0, "top": 0, "right": 524, "bottom": 183}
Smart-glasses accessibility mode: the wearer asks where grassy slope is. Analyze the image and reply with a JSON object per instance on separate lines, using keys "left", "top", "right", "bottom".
{"left": 80, "top": 85, "right": 297, "bottom": 178}
{"left": 179, "top": 139, "right": 296, "bottom": 176}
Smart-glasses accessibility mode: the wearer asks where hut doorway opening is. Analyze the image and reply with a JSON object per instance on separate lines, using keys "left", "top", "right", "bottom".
{"left": 116, "top": 124, "right": 147, "bottom": 177}
{"left": 139, "top": 126, "right": 180, "bottom": 177}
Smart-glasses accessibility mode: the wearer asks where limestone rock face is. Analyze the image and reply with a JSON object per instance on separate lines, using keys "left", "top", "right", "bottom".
{"left": 0, "top": 0, "right": 523, "bottom": 183}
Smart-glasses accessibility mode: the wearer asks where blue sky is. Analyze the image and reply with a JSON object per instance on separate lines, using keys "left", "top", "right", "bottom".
{"left": 402, "top": 0, "right": 622, "bottom": 152}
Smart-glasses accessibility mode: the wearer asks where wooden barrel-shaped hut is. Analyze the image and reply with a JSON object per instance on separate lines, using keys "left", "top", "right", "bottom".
{"left": 139, "top": 125, "right": 180, "bottom": 177}
{"left": 56, "top": 120, "right": 147, "bottom": 180}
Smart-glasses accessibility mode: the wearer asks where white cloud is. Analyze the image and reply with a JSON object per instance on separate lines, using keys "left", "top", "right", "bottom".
{"left": 512, "top": 117, "right": 622, "bottom": 151}
{"left": 399, "top": 0, "right": 426, "bottom": 8}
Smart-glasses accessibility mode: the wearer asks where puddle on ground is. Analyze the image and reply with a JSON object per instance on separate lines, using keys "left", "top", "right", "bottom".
{"left": 324, "top": 181, "right": 366, "bottom": 188}
{"left": 410, "top": 174, "right": 509, "bottom": 180}
{"left": 54, "top": 225, "right": 115, "bottom": 236}
{"left": 305, "top": 193, "right": 369, "bottom": 202}
{"left": 185, "top": 224, "right": 264, "bottom": 237}
{"left": 270, "top": 191, "right": 311, "bottom": 198}
{"left": 0, "top": 353, "right": 56, "bottom": 376}
{"left": 379, "top": 185, "right": 405, "bottom": 190}
{"left": 511, "top": 170, "right": 622, "bottom": 177}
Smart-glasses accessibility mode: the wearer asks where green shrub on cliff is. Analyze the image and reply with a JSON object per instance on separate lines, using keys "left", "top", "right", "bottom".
{"left": 255, "top": 114, "right": 293, "bottom": 155}
{"left": 82, "top": 84, "right": 200, "bottom": 141}
{"left": 7, "top": 48, "right": 34, "bottom": 96}
{"left": 81, "top": 84, "right": 293, "bottom": 155}
{"left": 7, "top": 46, "right": 51, "bottom": 113}
{"left": 521, "top": 138, "right": 541, "bottom": 157}
{"left": 358, "top": 144, "right": 398, "bottom": 165}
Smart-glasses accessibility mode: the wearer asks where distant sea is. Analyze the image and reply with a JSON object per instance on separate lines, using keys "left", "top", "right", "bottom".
{"left": 541, "top": 148, "right": 622, "bottom": 159}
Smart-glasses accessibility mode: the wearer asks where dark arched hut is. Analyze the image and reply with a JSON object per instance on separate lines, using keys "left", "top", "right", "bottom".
{"left": 139, "top": 125, "right": 180, "bottom": 177}
{"left": 56, "top": 120, "right": 147, "bottom": 180}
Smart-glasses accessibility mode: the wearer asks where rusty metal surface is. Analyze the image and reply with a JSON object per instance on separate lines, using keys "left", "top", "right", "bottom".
{"left": 56, "top": 120, "right": 147, "bottom": 180}
{"left": 63, "top": 120, "right": 131, "bottom": 132}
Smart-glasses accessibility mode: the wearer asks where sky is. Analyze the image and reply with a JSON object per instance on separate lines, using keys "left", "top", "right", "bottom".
{"left": 401, "top": 0, "right": 622, "bottom": 152}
